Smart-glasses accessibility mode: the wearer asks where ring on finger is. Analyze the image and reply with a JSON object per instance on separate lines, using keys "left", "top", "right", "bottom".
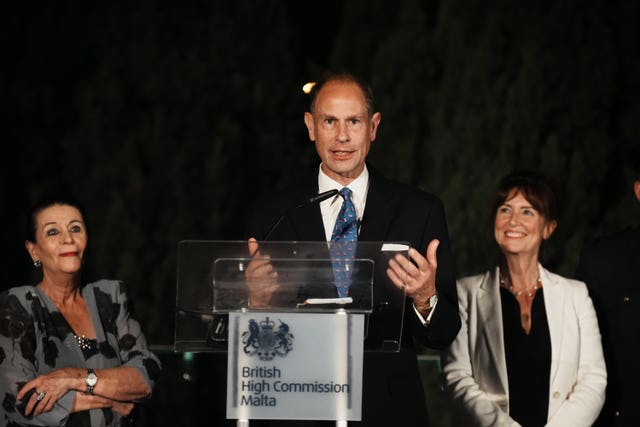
{"left": 36, "top": 391, "right": 46, "bottom": 401}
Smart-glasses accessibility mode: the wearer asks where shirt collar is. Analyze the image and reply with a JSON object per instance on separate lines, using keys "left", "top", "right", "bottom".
{"left": 317, "top": 163, "right": 369, "bottom": 213}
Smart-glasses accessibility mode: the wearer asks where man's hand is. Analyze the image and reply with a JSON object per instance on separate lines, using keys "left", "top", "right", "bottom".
{"left": 246, "top": 238, "right": 280, "bottom": 308}
{"left": 386, "top": 239, "right": 439, "bottom": 307}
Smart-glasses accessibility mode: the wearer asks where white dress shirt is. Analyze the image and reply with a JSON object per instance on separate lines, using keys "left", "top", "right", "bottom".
{"left": 317, "top": 164, "right": 369, "bottom": 241}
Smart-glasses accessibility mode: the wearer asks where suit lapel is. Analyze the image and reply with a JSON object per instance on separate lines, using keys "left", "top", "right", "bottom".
{"left": 286, "top": 173, "right": 327, "bottom": 241}
{"left": 540, "top": 266, "right": 565, "bottom": 385}
{"left": 478, "top": 268, "right": 509, "bottom": 395}
{"left": 289, "top": 203, "right": 326, "bottom": 241}
{"left": 359, "top": 167, "right": 395, "bottom": 241}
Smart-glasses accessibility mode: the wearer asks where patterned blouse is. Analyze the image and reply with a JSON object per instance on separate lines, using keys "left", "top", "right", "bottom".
{"left": 0, "top": 280, "right": 161, "bottom": 426}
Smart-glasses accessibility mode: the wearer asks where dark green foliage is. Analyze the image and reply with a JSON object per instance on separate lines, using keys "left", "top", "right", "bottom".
{"left": 2, "top": 1, "right": 639, "bottom": 346}
{"left": 3, "top": 1, "right": 304, "bottom": 343}
{"left": 332, "top": 0, "right": 639, "bottom": 277}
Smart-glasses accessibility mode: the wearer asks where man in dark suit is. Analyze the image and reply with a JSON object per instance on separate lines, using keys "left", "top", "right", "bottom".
{"left": 577, "top": 160, "right": 640, "bottom": 427}
{"left": 245, "top": 73, "right": 461, "bottom": 426}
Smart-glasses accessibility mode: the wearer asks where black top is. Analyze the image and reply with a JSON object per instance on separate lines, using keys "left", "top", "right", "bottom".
{"left": 501, "top": 287, "right": 551, "bottom": 427}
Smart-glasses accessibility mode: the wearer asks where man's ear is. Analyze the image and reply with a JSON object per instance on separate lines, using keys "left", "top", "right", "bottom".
{"left": 304, "top": 112, "right": 315, "bottom": 141}
{"left": 369, "top": 112, "right": 381, "bottom": 141}
{"left": 634, "top": 180, "right": 640, "bottom": 202}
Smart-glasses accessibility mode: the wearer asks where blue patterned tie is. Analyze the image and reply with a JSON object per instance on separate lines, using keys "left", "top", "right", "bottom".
{"left": 330, "top": 188, "right": 358, "bottom": 297}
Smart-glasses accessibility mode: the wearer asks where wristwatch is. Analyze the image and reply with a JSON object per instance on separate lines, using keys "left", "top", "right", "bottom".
{"left": 416, "top": 293, "right": 438, "bottom": 315}
{"left": 85, "top": 369, "right": 98, "bottom": 394}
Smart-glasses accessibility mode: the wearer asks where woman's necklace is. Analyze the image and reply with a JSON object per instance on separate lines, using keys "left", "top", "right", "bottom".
{"left": 74, "top": 334, "right": 95, "bottom": 351}
{"left": 500, "top": 275, "right": 542, "bottom": 297}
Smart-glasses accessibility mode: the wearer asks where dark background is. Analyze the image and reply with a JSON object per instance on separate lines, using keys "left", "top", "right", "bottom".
{"left": 2, "top": 1, "right": 638, "bottom": 425}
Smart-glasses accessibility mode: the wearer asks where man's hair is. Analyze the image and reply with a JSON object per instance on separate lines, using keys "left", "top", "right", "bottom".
{"left": 308, "top": 72, "right": 376, "bottom": 117}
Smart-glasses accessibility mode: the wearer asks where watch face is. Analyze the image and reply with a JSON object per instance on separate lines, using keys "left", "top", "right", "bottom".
{"left": 86, "top": 372, "right": 98, "bottom": 386}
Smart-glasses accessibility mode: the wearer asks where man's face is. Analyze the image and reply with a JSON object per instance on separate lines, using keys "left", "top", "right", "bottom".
{"left": 304, "top": 80, "right": 381, "bottom": 186}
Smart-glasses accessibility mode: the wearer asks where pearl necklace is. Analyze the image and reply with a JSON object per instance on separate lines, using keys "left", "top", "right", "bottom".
{"left": 500, "top": 276, "right": 542, "bottom": 298}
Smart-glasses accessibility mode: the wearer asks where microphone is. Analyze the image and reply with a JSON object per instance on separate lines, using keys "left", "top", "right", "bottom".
{"left": 206, "top": 189, "right": 341, "bottom": 347}
{"left": 295, "top": 189, "right": 339, "bottom": 208}
{"left": 263, "top": 189, "right": 339, "bottom": 240}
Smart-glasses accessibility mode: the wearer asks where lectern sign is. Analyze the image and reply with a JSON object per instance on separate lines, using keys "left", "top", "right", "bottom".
{"left": 227, "top": 311, "right": 365, "bottom": 421}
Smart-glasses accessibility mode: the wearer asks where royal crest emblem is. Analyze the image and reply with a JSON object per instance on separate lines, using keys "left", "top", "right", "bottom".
{"left": 242, "top": 317, "right": 294, "bottom": 361}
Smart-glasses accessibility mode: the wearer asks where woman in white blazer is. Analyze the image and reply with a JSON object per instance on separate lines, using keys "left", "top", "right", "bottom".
{"left": 442, "top": 171, "right": 606, "bottom": 427}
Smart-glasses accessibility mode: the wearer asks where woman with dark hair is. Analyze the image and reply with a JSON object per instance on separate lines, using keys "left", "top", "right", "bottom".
{"left": 0, "top": 198, "right": 161, "bottom": 426}
{"left": 442, "top": 171, "right": 606, "bottom": 427}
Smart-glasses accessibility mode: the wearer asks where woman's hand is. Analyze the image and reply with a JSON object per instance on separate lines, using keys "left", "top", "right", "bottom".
{"left": 17, "top": 367, "right": 81, "bottom": 416}
{"left": 387, "top": 239, "right": 439, "bottom": 307}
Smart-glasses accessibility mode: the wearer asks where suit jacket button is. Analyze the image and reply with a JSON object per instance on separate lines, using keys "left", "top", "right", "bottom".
{"left": 552, "top": 392, "right": 560, "bottom": 399}
{"left": 623, "top": 296, "right": 630, "bottom": 303}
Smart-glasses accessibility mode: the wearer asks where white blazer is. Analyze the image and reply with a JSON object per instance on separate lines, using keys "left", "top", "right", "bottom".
{"left": 442, "top": 265, "right": 606, "bottom": 427}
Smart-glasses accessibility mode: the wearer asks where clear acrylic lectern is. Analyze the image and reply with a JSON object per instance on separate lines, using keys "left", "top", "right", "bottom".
{"left": 174, "top": 240, "right": 408, "bottom": 425}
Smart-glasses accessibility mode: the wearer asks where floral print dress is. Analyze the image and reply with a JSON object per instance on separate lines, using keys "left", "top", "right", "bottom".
{"left": 0, "top": 280, "right": 161, "bottom": 426}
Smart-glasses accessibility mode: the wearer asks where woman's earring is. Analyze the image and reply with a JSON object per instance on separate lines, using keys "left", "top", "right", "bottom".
{"left": 33, "top": 259, "right": 42, "bottom": 268}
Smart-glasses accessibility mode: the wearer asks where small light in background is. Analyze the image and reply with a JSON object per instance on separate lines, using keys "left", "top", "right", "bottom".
{"left": 302, "top": 82, "right": 316, "bottom": 94}
{"left": 181, "top": 352, "right": 194, "bottom": 382}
